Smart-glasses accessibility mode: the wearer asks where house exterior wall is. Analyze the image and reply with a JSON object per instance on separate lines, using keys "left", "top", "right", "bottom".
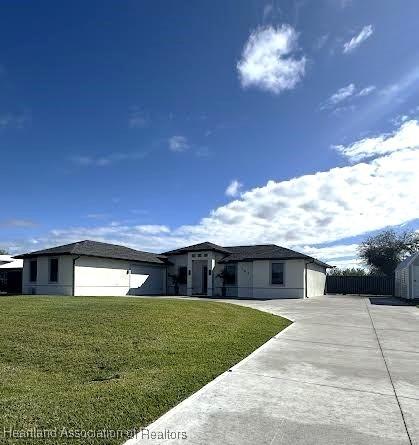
{"left": 237, "top": 261, "right": 253, "bottom": 298}
{"left": 252, "top": 259, "right": 305, "bottom": 298}
{"left": 213, "top": 259, "right": 306, "bottom": 299}
{"left": 22, "top": 255, "right": 74, "bottom": 295}
{"left": 74, "top": 256, "right": 166, "bottom": 296}
{"left": 21, "top": 248, "right": 327, "bottom": 300}
{"left": 306, "top": 262, "right": 327, "bottom": 298}
{"left": 22, "top": 255, "right": 166, "bottom": 296}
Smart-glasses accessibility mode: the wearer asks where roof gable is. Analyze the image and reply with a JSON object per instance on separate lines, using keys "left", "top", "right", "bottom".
{"left": 396, "top": 252, "right": 419, "bottom": 270}
{"left": 162, "top": 242, "right": 231, "bottom": 255}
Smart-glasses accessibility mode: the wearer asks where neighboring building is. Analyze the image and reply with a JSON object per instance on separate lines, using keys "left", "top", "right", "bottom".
{"left": 395, "top": 252, "right": 419, "bottom": 300}
{"left": 15, "top": 240, "right": 332, "bottom": 298}
{"left": 0, "top": 255, "right": 23, "bottom": 294}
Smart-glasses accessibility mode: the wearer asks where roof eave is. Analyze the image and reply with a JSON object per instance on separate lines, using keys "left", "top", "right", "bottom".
{"left": 14, "top": 252, "right": 166, "bottom": 265}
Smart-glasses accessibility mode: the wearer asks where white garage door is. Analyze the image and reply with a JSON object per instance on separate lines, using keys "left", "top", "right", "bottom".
{"left": 129, "top": 264, "right": 165, "bottom": 295}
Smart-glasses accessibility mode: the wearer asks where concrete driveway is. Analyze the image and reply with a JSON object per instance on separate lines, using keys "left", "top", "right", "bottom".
{"left": 127, "top": 295, "right": 419, "bottom": 445}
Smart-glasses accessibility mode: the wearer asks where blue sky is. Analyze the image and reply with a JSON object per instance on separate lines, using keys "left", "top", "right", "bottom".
{"left": 1, "top": 0, "right": 419, "bottom": 267}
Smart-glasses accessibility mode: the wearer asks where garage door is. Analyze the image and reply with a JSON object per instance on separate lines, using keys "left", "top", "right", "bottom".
{"left": 129, "top": 264, "right": 164, "bottom": 295}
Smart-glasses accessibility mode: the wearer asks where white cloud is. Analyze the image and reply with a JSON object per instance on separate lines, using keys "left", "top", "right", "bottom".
{"left": 168, "top": 135, "right": 189, "bottom": 152}
{"left": 343, "top": 25, "right": 374, "bottom": 54}
{"left": 9, "top": 117, "right": 419, "bottom": 267}
{"left": 237, "top": 25, "right": 306, "bottom": 94}
{"left": 321, "top": 83, "right": 376, "bottom": 111}
{"left": 329, "top": 83, "right": 356, "bottom": 105}
{"left": 301, "top": 243, "right": 359, "bottom": 261}
{"left": 134, "top": 225, "right": 170, "bottom": 235}
{"left": 333, "top": 119, "right": 419, "bottom": 162}
{"left": 357, "top": 85, "right": 376, "bottom": 97}
{"left": 225, "top": 180, "right": 243, "bottom": 198}
{"left": 14, "top": 145, "right": 419, "bottom": 267}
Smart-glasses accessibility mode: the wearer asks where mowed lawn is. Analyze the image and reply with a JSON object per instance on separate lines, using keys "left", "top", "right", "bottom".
{"left": 0, "top": 296, "right": 290, "bottom": 444}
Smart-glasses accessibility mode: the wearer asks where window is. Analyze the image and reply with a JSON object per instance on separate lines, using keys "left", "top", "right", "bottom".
{"left": 49, "top": 258, "right": 59, "bottom": 282}
{"left": 271, "top": 263, "right": 284, "bottom": 285}
{"left": 178, "top": 266, "right": 187, "bottom": 284}
{"left": 29, "top": 260, "right": 37, "bottom": 282}
{"left": 224, "top": 264, "right": 237, "bottom": 285}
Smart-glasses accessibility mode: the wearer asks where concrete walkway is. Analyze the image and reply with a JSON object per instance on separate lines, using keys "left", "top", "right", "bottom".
{"left": 127, "top": 295, "right": 419, "bottom": 445}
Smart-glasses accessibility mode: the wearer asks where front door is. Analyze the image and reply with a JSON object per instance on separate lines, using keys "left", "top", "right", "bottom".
{"left": 414, "top": 266, "right": 419, "bottom": 298}
{"left": 202, "top": 266, "right": 208, "bottom": 295}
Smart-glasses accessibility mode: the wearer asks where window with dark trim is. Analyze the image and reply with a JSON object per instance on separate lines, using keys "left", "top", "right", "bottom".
{"left": 29, "top": 260, "right": 37, "bottom": 282}
{"left": 49, "top": 258, "right": 59, "bottom": 282}
{"left": 224, "top": 264, "right": 237, "bottom": 285}
{"left": 271, "top": 262, "right": 284, "bottom": 285}
{"left": 178, "top": 266, "right": 187, "bottom": 284}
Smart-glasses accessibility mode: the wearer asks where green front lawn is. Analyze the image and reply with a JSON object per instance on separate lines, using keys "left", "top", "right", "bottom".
{"left": 0, "top": 296, "right": 290, "bottom": 444}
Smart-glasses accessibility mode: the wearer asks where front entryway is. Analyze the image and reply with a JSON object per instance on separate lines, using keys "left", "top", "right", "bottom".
{"left": 192, "top": 260, "right": 208, "bottom": 295}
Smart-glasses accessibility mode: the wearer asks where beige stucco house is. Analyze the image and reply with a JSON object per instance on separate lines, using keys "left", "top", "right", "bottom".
{"left": 16, "top": 240, "right": 331, "bottom": 298}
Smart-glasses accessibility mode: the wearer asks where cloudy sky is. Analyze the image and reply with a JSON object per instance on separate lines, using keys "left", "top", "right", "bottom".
{"left": 1, "top": 0, "right": 419, "bottom": 268}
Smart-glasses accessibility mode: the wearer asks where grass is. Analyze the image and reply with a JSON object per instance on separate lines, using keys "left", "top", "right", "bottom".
{"left": 0, "top": 296, "right": 290, "bottom": 444}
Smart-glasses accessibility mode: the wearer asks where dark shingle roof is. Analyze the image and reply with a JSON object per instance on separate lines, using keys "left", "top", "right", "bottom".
{"left": 162, "top": 242, "right": 232, "bottom": 255}
{"left": 162, "top": 241, "right": 332, "bottom": 268}
{"left": 15, "top": 240, "right": 167, "bottom": 265}
{"left": 218, "top": 244, "right": 331, "bottom": 267}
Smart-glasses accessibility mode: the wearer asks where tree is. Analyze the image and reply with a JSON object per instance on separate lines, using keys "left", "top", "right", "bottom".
{"left": 328, "top": 267, "right": 367, "bottom": 276}
{"left": 0, "top": 249, "right": 9, "bottom": 255}
{"left": 358, "top": 229, "right": 419, "bottom": 276}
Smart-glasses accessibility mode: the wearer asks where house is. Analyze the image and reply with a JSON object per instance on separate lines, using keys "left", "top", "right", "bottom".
{"left": 0, "top": 255, "right": 23, "bottom": 294}
{"left": 395, "top": 252, "right": 419, "bottom": 300}
{"left": 15, "top": 240, "right": 332, "bottom": 298}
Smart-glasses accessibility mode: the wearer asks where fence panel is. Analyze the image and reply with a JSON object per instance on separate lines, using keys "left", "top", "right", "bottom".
{"left": 326, "top": 275, "right": 394, "bottom": 295}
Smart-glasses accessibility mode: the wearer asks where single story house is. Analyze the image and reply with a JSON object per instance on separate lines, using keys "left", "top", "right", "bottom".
{"left": 15, "top": 240, "right": 332, "bottom": 298}
{"left": 395, "top": 252, "right": 419, "bottom": 300}
{"left": 0, "top": 255, "right": 23, "bottom": 294}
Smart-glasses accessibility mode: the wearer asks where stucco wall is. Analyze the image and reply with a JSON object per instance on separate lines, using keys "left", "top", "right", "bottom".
{"left": 213, "top": 259, "right": 305, "bottom": 298}
{"left": 237, "top": 261, "right": 253, "bottom": 298}
{"left": 74, "top": 256, "right": 166, "bottom": 296}
{"left": 22, "top": 256, "right": 74, "bottom": 295}
{"left": 252, "top": 259, "right": 305, "bottom": 298}
{"left": 306, "top": 262, "right": 326, "bottom": 297}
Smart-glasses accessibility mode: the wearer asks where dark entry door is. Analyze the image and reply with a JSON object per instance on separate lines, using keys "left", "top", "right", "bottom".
{"left": 202, "top": 266, "right": 208, "bottom": 295}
